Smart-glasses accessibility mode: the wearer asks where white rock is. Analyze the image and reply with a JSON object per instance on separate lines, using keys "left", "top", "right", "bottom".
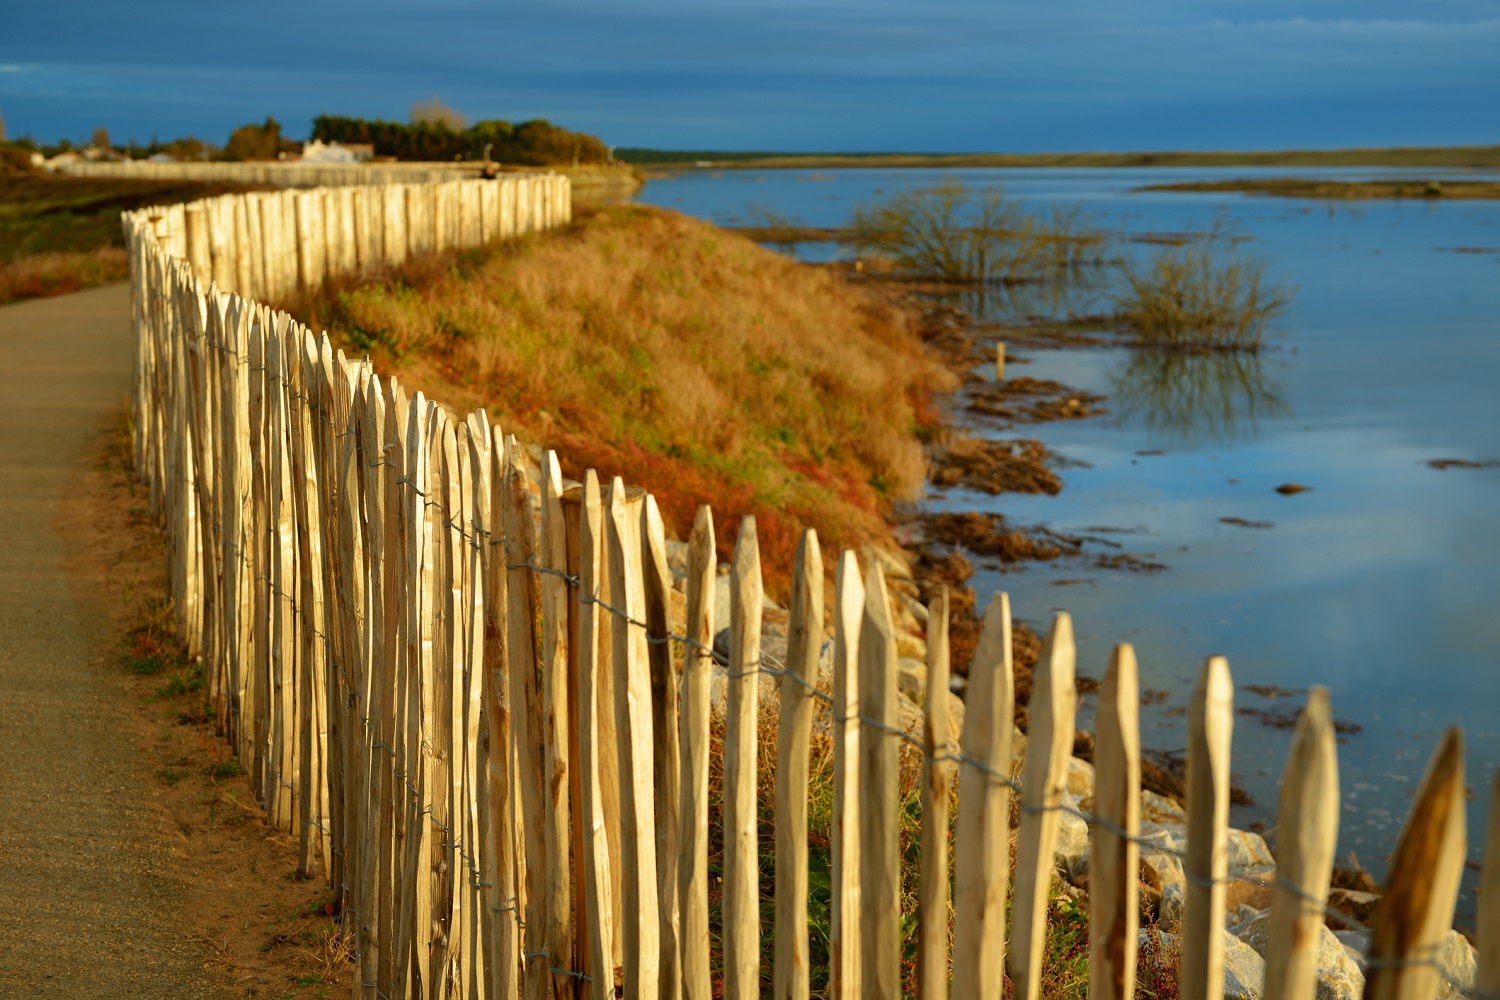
{"left": 1158, "top": 881, "right": 1184, "bottom": 930}
{"left": 897, "top": 657, "right": 926, "bottom": 704}
{"left": 1223, "top": 930, "right": 1267, "bottom": 1000}
{"left": 1438, "top": 929, "right": 1477, "bottom": 998}
{"left": 1054, "top": 791, "right": 1090, "bottom": 873}
{"left": 1064, "top": 755, "right": 1095, "bottom": 801}
{"left": 1233, "top": 909, "right": 1364, "bottom": 1000}
{"left": 1142, "top": 789, "right": 1187, "bottom": 823}
{"left": 1332, "top": 928, "right": 1474, "bottom": 999}
{"left": 862, "top": 544, "right": 913, "bottom": 580}
{"left": 1334, "top": 929, "right": 1368, "bottom": 970}
{"left": 1138, "top": 929, "right": 1265, "bottom": 1000}
{"left": 1225, "top": 829, "right": 1275, "bottom": 872}
{"left": 1227, "top": 903, "right": 1261, "bottom": 928}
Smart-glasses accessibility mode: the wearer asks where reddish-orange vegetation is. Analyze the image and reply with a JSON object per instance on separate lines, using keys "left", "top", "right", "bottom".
{"left": 288, "top": 204, "right": 954, "bottom": 590}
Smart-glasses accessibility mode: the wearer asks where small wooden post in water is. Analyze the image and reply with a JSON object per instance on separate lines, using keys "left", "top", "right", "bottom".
{"left": 995, "top": 342, "right": 1006, "bottom": 381}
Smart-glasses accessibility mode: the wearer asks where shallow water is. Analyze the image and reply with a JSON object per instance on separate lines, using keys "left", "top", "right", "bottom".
{"left": 637, "top": 166, "right": 1500, "bottom": 905}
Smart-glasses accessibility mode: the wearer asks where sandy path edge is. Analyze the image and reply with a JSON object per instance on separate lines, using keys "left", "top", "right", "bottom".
{"left": 0, "top": 284, "right": 235, "bottom": 997}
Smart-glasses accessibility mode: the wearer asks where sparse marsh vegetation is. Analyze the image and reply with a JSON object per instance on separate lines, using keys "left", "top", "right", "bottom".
{"left": 1111, "top": 230, "right": 1290, "bottom": 351}
{"left": 849, "top": 180, "right": 1109, "bottom": 284}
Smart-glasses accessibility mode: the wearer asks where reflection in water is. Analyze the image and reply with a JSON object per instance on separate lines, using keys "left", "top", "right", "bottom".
{"left": 932, "top": 264, "right": 1115, "bottom": 325}
{"left": 1109, "top": 349, "right": 1288, "bottom": 445}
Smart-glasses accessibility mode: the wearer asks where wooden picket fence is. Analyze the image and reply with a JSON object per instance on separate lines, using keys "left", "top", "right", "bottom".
{"left": 64, "top": 158, "right": 470, "bottom": 187}
{"left": 122, "top": 177, "right": 1500, "bottom": 1000}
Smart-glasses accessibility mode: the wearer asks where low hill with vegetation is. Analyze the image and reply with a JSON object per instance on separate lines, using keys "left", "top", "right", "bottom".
{"left": 283, "top": 204, "right": 952, "bottom": 578}
{"left": 312, "top": 114, "right": 609, "bottom": 165}
{"left": 0, "top": 167, "right": 266, "bottom": 305}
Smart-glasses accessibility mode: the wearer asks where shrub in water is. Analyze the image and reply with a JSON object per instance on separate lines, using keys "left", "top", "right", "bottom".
{"left": 1113, "top": 231, "right": 1290, "bottom": 350}
{"left": 850, "top": 181, "right": 1105, "bottom": 284}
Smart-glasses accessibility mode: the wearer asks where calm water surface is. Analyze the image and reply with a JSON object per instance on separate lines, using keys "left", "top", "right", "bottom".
{"left": 637, "top": 167, "right": 1500, "bottom": 901}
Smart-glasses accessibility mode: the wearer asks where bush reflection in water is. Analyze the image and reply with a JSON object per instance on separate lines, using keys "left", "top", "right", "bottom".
{"left": 1110, "top": 347, "right": 1288, "bottom": 446}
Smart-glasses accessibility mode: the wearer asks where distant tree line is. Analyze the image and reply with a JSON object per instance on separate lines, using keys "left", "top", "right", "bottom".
{"left": 311, "top": 115, "right": 609, "bottom": 165}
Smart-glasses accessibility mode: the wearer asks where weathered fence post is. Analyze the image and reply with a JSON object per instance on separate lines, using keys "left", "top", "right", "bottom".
{"left": 916, "top": 588, "right": 952, "bottom": 1000}
{"left": 775, "top": 530, "right": 823, "bottom": 1000}
{"left": 1010, "top": 612, "right": 1078, "bottom": 1000}
{"left": 1182, "top": 656, "right": 1233, "bottom": 1000}
{"left": 830, "top": 550, "right": 864, "bottom": 1000}
{"left": 578, "top": 471, "right": 616, "bottom": 1000}
{"left": 1089, "top": 644, "right": 1140, "bottom": 1000}
{"left": 859, "top": 563, "right": 900, "bottom": 1000}
{"left": 1364, "top": 728, "right": 1467, "bottom": 1000}
{"left": 1261, "top": 687, "right": 1338, "bottom": 1000}
{"left": 723, "top": 517, "right": 762, "bottom": 1000}
{"left": 951, "top": 593, "right": 1013, "bottom": 1000}
{"left": 641, "top": 495, "right": 681, "bottom": 1000}
{"left": 677, "top": 506, "right": 715, "bottom": 1000}
{"left": 607, "top": 476, "right": 660, "bottom": 1000}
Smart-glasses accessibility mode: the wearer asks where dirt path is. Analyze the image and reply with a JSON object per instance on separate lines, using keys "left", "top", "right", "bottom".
{"left": 0, "top": 285, "right": 232, "bottom": 997}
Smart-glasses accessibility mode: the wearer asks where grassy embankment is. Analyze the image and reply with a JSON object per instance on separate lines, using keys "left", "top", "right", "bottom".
{"left": 287, "top": 203, "right": 1100, "bottom": 995}
{"left": 285, "top": 203, "right": 953, "bottom": 582}
{"left": 620, "top": 144, "right": 1500, "bottom": 170}
{"left": 0, "top": 169, "right": 266, "bottom": 304}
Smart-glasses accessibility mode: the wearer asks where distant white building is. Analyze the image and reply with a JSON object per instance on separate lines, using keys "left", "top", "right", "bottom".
{"left": 300, "top": 139, "right": 373, "bottom": 164}
{"left": 147, "top": 152, "right": 176, "bottom": 163}
{"left": 43, "top": 150, "right": 82, "bottom": 171}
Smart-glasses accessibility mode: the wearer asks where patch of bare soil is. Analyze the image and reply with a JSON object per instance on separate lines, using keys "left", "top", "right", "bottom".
{"left": 929, "top": 436, "right": 1073, "bottom": 495}
{"left": 62, "top": 410, "right": 353, "bottom": 998}
{"left": 1428, "top": 457, "right": 1500, "bottom": 470}
{"left": 1237, "top": 704, "right": 1364, "bottom": 742}
{"left": 919, "top": 510, "right": 1165, "bottom": 575}
{"left": 966, "top": 376, "right": 1107, "bottom": 425}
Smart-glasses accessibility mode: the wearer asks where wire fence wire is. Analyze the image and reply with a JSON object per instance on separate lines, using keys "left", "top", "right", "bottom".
{"left": 225, "top": 437, "right": 1486, "bottom": 998}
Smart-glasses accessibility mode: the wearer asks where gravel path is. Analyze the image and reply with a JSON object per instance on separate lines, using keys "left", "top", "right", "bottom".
{"left": 0, "top": 285, "right": 229, "bottom": 997}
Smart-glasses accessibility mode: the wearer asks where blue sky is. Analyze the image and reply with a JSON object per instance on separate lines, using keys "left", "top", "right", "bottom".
{"left": 2, "top": 0, "right": 1497, "bottom": 151}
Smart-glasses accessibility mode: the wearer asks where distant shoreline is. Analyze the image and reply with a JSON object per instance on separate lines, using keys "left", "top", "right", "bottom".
{"left": 619, "top": 145, "right": 1500, "bottom": 171}
{"left": 1137, "top": 177, "right": 1500, "bottom": 200}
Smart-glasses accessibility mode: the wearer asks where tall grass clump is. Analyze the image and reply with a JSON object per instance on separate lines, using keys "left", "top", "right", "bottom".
{"left": 288, "top": 204, "right": 953, "bottom": 586}
{"left": 1113, "top": 233, "right": 1290, "bottom": 351}
{"left": 849, "top": 181, "right": 1106, "bottom": 284}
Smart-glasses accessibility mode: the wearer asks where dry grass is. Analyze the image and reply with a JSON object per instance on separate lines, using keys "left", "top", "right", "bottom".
{"left": 0, "top": 247, "right": 129, "bottom": 304}
{"left": 289, "top": 204, "right": 952, "bottom": 586}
